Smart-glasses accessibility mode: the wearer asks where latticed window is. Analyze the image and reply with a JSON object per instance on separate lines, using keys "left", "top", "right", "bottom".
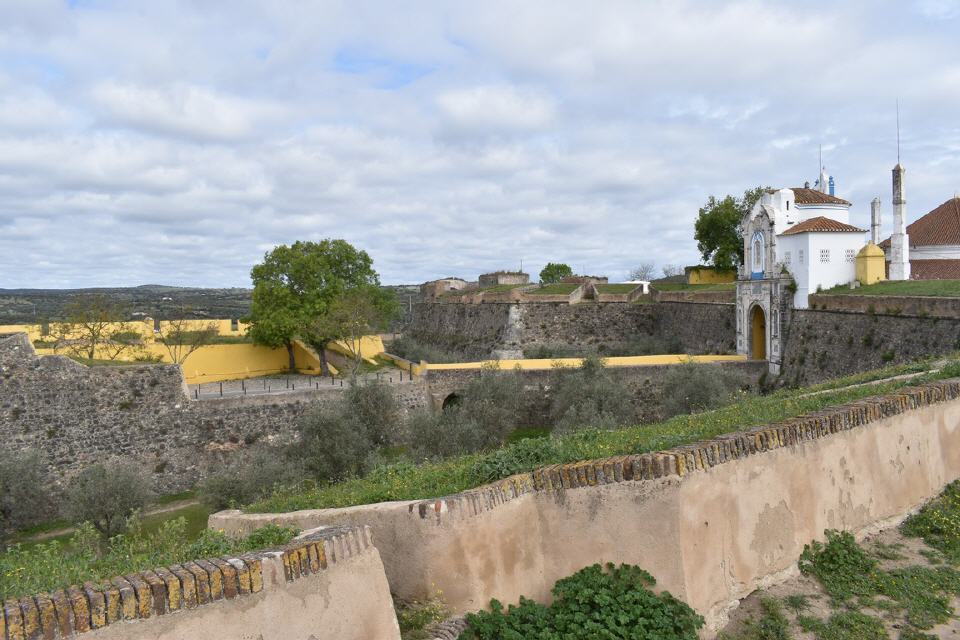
{"left": 820, "top": 249, "right": 830, "bottom": 263}
{"left": 799, "top": 250, "right": 804, "bottom": 264}
{"left": 845, "top": 249, "right": 856, "bottom": 263}
{"left": 784, "top": 251, "right": 791, "bottom": 264}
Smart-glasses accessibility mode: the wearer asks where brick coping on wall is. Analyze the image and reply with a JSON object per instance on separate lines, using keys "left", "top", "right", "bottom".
{"left": 399, "top": 379, "right": 960, "bottom": 526}
{"left": 0, "top": 525, "right": 373, "bottom": 640}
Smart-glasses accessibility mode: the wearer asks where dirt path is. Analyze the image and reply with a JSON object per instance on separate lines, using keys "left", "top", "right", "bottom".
{"left": 21, "top": 498, "right": 201, "bottom": 543}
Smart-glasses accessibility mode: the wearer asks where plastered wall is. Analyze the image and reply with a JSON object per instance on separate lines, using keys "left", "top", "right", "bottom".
{"left": 212, "top": 380, "right": 960, "bottom": 631}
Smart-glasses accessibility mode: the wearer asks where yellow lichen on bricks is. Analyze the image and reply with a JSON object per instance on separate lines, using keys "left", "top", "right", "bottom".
{"left": 84, "top": 582, "right": 106, "bottom": 629}
{"left": 111, "top": 577, "right": 139, "bottom": 621}
{"left": 184, "top": 563, "right": 210, "bottom": 605}
{"left": 154, "top": 568, "right": 181, "bottom": 612}
{"left": 170, "top": 566, "right": 197, "bottom": 609}
{"left": 0, "top": 601, "right": 6, "bottom": 640}
{"left": 66, "top": 587, "right": 90, "bottom": 633}
{"left": 195, "top": 561, "right": 223, "bottom": 601}
{"left": 316, "top": 542, "right": 327, "bottom": 569}
{"left": 245, "top": 556, "right": 263, "bottom": 593}
{"left": 101, "top": 583, "right": 122, "bottom": 624}
{"left": 4, "top": 599, "right": 25, "bottom": 640}
{"left": 231, "top": 559, "right": 252, "bottom": 594}
{"left": 124, "top": 574, "right": 154, "bottom": 618}
{"left": 19, "top": 597, "right": 40, "bottom": 639}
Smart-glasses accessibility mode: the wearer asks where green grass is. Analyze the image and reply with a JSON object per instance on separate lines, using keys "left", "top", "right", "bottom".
{"left": 527, "top": 283, "right": 580, "bottom": 295}
{"left": 596, "top": 284, "right": 642, "bottom": 294}
{"left": 902, "top": 479, "right": 960, "bottom": 564}
{"left": 820, "top": 280, "right": 960, "bottom": 297}
{"left": 653, "top": 282, "right": 736, "bottom": 291}
{"left": 248, "top": 359, "right": 960, "bottom": 514}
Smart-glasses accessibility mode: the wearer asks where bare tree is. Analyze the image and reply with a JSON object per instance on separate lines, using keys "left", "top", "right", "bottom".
{"left": 312, "top": 287, "right": 398, "bottom": 378}
{"left": 661, "top": 264, "right": 684, "bottom": 278}
{"left": 629, "top": 262, "right": 656, "bottom": 281}
{"left": 155, "top": 310, "right": 220, "bottom": 365}
{"left": 55, "top": 294, "right": 140, "bottom": 361}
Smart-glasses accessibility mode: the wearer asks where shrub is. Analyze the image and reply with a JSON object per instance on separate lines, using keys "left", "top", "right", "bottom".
{"left": 549, "top": 356, "right": 634, "bottom": 434}
{"left": 298, "top": 408, "right": 376, "bottom": 482}
{"left": 295, "top": 379, "right": 406, "bottom": 482}
{"left": 0, "top": 450, "right": 51, "bottom": 542}
{"left": 661, "top": 362, "right": 747, "bottom": 418}
{"left": 409, "top": 366, "right": 525, "bottom": 458}
{"left": 65, "top": 460, "right": 153, "bottom": 538}
{"left": 343, "top": 379, "right": 400, "bottom": 448}
{"left": 902, "top": 479, "right": 960, "bottom": 563}
{"left": 199, "top": 446, "right": 306, "bottom": 510}
{"left": 461, "top": 563, "right": 704, "bottom": 639}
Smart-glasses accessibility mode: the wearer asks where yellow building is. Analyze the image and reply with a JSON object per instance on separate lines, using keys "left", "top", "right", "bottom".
{"left": 856, "top": 243, "right": 886, "bottom": 286}
{"left": 687, "top": 267, "right": 736, "bottom": 285}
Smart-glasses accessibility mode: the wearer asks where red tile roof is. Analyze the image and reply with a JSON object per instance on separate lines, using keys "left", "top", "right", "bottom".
{"left": 779, "top": 216, "right": 867, "bottom": 235}
{"left": 905, "top": 259, "right": 960, "bottom": 280}
{"left": 790, "top": 187, "right": 852, "bottom": 206}
{"left": 879, "top": 197, "right": 960, "bottom": 249}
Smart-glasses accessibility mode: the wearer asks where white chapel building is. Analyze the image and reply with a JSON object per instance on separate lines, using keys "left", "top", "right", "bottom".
{"left": 736, "top": 161, "right": 912, "bottom": 373}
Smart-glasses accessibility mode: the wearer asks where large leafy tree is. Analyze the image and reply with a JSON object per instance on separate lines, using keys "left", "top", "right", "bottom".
{"left": 694, "top": 186, "right": 767, "bottom": 271}
{"left": 247, "top": 239, "right": 382, "bottom": 373}
{"left": 539, "top": 262, "right": 573, "bottom": 284}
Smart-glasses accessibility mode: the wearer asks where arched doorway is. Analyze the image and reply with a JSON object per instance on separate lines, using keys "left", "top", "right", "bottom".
{"left": 750, "top": 305, "right": 767, "bottom": 360}
{"left": 442, "top": 393, "right": 462, "bottom": 411}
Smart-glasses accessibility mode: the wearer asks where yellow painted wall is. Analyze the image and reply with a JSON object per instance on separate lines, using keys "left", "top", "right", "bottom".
{"left": 327, "top": 335, "right": 386, "bottom": 364}
{"left": 687, "top": 268, "right": 736, "bottom": 285}
{"left": 3, "top": 319, "right": 354, "bottom": 384}
{"left": 856, "top": 243, "right": 887, "bottom": 286}
{"left": 423, "top": 354, "right": 747, "bottom": 372}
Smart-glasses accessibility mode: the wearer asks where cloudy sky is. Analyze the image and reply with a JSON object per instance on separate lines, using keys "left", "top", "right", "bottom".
{"left": 1, "top": 0, "right": 959, "bottom": 288}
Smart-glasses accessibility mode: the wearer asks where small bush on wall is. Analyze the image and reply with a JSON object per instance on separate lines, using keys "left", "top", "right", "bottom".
{"left": 460, "top": 563, "right": 704, "bottom": 640}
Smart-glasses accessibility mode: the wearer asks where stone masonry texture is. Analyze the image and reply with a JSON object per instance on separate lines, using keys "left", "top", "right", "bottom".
{"left": 0, "top": 333, "right": 428, "bottom": 493}
{"left": 407, "top": 301, "right": 737, "bottom": 359}
{"left": 781, "top": 309, "right": 960, "bottom": 386}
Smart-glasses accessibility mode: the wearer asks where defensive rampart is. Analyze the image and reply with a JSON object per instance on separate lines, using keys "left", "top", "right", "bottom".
{"left": 0, "top": 525, "right": 400, "bottom": 640}
{"left": 808, "top": 293, "right": 960, "bottom": 318}
{"left": 407, "top": 301, "right": 736, "bottom": 359}
{"left": 0, "top": 333, "right": 428, "bottom": 492}
{"left": 212, "top": 380, "right": 960, "bottom": 631}
{"left": 781, "top": 308, "right": 960, "bottom": 385}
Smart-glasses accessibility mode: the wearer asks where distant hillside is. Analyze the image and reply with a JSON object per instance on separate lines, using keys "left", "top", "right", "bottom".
{"left": 0, "top": 284, "right": 422, "bottom": 327}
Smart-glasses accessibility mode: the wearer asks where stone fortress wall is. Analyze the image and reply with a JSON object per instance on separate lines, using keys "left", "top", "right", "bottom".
{"left": 213, "top": 379, "right": 960, "bottom": 633}
{"left": 0, "top": 333, "right": 429, "bottom": 492}
{"left": 406, "top": 301, "right": 737, "bottom": 360}
{"left": 781, "top": 308, "right": 960, "bottom": 386}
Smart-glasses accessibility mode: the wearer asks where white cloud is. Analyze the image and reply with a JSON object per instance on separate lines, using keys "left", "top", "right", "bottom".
{"left": 436, "top": 85, "right": 556, "bottom": 133}
{"left": 0, "top": 1, "right": 958, "bottom": 288}
{"left": 90, "top": 82, "right": 287, "bottom": 140}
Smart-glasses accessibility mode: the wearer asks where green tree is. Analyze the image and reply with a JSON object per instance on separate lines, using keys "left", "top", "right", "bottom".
{"left": 539, "top": 262, "right": 573, "bottom": 284}
{"left": 247, "top": 240, "right": 382, "bottom": 374}
{"left": 694, "top": 186, "right": 767, "bottom": 271}
{"left": 65, "top": 460, "right": 153, "bottom": 538}
{"left": 311, "top": 286, "right": 399, "bottom": 377}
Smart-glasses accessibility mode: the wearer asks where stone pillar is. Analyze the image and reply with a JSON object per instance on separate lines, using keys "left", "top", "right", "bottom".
{"left": 889, "top": 163, "right": 911, "bottom": 280}
{"left": 870, "top": 197, "right": 881, "bottom": 245}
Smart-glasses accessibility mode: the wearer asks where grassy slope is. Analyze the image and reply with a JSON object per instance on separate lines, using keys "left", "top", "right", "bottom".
{"left": 821, "top": 280, "right": 960, "bottom": 297}
{"left": 249, "top": 359, "right": 946, "bottom": 514}
{"left": 652, "top": 282, "right": 736, "bottom": 291}
{"left": 528, "top": 284, "right": 580, "bottom": 295}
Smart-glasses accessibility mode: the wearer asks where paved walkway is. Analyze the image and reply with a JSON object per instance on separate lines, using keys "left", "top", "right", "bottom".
{"left": 191, "top": 370, "right": 416, "bottom": 399}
